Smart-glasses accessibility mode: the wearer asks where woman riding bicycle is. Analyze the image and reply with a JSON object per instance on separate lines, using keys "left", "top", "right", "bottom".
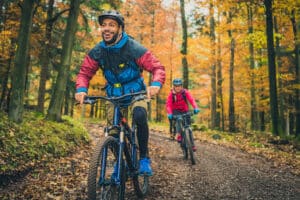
{"left": 75, "top": 10, "right": 166, "bottom": 176}
{"left": 166, "top": 78, "right": 199, "bottom": 151}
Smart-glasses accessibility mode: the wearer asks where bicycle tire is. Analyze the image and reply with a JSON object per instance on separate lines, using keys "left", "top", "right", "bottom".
{"left": 176, "top": 119, "right": 187, "bottom": 160}
{"left": 131, "top": 125, "right": 149, "bottom": 198}
{"left": 181, "top": 130, "right": 188, "bottom": 160}
{"left": 185, "top": 128, "right": 196, "bottom": 165}
{"left": 171, "top": 123, "right": 176, "bottom": 140}
{"left": 87, "top": 136, "right": 126, "bottom": 200}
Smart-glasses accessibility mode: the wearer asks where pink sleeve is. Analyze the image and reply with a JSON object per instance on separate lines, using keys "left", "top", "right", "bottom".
{"left": 185, "top": 90, "right": 198, "bottom": 109}
{"left": 136, "top": 50, "right": 165, "bottom": 86}
{"left": 165, "top": 92, "right": 173, "bottom": 114}
{"left": 76, "top": 55, "right": 99, "bottom": 90}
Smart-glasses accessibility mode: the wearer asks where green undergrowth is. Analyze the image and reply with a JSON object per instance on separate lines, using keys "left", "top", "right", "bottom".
{"left": 0, "top": 111, "right": 90, "bottom": 176}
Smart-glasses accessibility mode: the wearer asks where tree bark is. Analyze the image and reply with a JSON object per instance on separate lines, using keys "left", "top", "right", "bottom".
{"left": 37, "top": 0, "right": 54, "bottom": 113}
{"left": 228, "top": 11, "right": 236, "bottom": 132}
{"left": 209, "top": 0, "right": 217, "bottom": 129}
{"left": 247, "top": 4, "right": 259, "bottom": 131}
{"left": 294, "top": 6, "right": 300, "bottom": 136}
{"left": 217, "top": 10, "right": 224, "bottom": 131}
{"left": 180, "top": 0, "right": 189, "bottom": 89}
{"left": 47, "top": 0, "right": 81, "bottom": 121}
{"left": 8, "top": 0, "right": 35, "bottom": 123}
{"left": 264, "top": 0, "right": 281, "bottom": 135}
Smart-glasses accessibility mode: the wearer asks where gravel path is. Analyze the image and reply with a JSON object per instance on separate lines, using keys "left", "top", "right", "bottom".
{"left": 0, "top": 124, "right": 299, "bottom": 199}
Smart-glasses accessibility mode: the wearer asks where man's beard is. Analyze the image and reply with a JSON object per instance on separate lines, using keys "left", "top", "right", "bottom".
{"left": 102, "top": 32, "right": 119, "bottom": 45}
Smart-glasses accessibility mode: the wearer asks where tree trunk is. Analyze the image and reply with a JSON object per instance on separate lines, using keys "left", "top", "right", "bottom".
{"left": 228, "top": 10, "right": 236, "bottom": 132}
{"left": 294, "top": 7, "right": 300, "bottom": 136}
{"left": 0, "top": 57, "right": 11, "bottom": 111}
{"left": 258, "top": 49, "right": 266, "bottom": 131}
{"left": 217, "top": 11, "right": 224, "bottom": 131}
{"left": 247, "top": 4, "right": 259, "bottom": 131}
{"left": 228, "top": 37, "right": 236, "bottom": 132}
{"left": 209, "top": 0, "right": 217, "bottom": 129}
{"left": 180, "top": 0, "right": 189, "bottom": 89}
{"left": 264, "top": 0, "right": 281, "bottom": 135}
{"left": 8, "top": 0, "right": 35, "bottom": 123}
{"left": 37, "top": 0, "right": 54, "bottom": 113}
{"left": 47, "top": 0, "right": 81, "bottom": 121}
{"left": 274, "top": 16, "right": 287, "bottom": 134}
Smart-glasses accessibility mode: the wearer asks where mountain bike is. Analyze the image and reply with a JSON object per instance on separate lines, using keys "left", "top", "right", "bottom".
{"left": 172, "top": 111, "right": 196, "bottom": 165}
{"left": 85, "top": 91, "right": 149, "bottom": 200}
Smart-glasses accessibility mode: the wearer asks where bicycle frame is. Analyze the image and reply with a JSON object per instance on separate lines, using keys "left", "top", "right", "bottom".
{"left": 86, "top": 92, "right": 146, "bottom": 185}
{"left": 173, "top": 112, "right": 192, "bottom": 133}
{"left": 172, "top": 111, "right": 196, "bottom": 164}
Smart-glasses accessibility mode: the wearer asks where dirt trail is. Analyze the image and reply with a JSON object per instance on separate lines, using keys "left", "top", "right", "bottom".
{"left": 0, "top": 123, "right": 299, "bottom": 199}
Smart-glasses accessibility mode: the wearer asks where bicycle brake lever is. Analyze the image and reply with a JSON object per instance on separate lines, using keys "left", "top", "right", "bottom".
{"left": 83, "top": 99, "right": 96, "bottom": 104}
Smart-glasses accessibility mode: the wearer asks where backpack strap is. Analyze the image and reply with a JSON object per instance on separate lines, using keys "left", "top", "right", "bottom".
{"left": 172, "top": 89, "right": 188, "bottom": 104}
{"left": 181, "top": 89, "right": 188, "bottom": 104}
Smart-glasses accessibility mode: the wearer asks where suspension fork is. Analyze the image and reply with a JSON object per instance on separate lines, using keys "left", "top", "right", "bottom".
{"left": 113, "top": 106, "right": 124, "bottom": 185}
{"left": 177, "top": 118, "right": 183, "bottom": 134}
{"left": 114, "top": 126, "right": 125, "bottom": 185}
{"left": 99, "top": 144, "right": 108, "bottom": 185}
{"left": 183, "top": 115, "right": 194, "bottom": 146}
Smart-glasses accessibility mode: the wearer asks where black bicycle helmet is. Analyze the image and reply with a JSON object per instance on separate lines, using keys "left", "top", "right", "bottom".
{"left": 173, "top": 78, "right": 183, "bottom": 86}
{"left": 98, "top": 10, "right": 125, "bottom": 29}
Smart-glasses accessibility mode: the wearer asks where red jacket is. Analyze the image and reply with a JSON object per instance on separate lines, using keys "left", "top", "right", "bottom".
{"left": 166, "top": 89, "right": 198, "bottom": 114}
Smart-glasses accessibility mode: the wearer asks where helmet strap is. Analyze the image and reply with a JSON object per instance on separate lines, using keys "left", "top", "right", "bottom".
{"left": 103, "top": 28, "right": 123, "bottom": 45}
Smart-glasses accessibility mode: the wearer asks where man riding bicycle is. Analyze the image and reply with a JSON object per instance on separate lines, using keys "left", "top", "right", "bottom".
{"left": 166, "top": 78, "right": 199, "bottom": 151}
{"left": 75, "top": 10, "right": 165, "bottom": 176}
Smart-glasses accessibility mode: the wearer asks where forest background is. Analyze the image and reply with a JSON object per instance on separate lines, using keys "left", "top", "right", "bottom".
{"left": 0, "top": 0, "right": 300, "bottom": 138}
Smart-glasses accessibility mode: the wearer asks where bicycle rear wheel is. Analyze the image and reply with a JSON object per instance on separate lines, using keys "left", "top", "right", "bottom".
{"left": 88, "top": 136, "right": 126, "bottom": 200}
{"left": 131, "top": 125, "right": 149, "bottom": 198}
{"left": 185, "top": 128, "right": 196, "bottom": 165}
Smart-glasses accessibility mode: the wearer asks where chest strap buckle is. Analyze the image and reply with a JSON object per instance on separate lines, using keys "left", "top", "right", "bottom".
{"left": 114, "top": 83, "right": 121, "bottom": 88}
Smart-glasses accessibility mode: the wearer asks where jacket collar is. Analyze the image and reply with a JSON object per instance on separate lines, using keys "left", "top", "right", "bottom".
{"left": 100, "top": 32, "right": 128, "bottom": 50}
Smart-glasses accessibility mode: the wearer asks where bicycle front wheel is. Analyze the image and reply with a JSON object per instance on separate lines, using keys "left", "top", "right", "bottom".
{"left": 87, "top": 136, "right": 126, "bottom": 200}
{"left": 185, "top": 128, "right": 196, "bottom": 165}
{"left": 181, "top": 130, "right": 188, "bottom": 160}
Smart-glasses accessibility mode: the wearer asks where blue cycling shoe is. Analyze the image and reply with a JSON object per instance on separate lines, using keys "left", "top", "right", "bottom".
{"left": 139, "top": 158, "right": 153, "bottom": 176}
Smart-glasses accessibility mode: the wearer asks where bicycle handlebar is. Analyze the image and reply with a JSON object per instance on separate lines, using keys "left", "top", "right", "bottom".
{"left": 83, "top": 91, "right": 147, "bottom": 105}
{"left": 172, "top": 111, "right": 193, "bottom": 120}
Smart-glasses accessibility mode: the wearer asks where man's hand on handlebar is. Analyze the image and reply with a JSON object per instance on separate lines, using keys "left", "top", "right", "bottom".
{"left": 75, "top": 92, "right": 87, "bottom": 105}
{"left": 147, "top": 86, "right": 160, "bottom": 99}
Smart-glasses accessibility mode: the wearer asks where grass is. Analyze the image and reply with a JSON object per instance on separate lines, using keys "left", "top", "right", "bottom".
{"left": 0, "top": 111, "right": 90, "bottom": 176}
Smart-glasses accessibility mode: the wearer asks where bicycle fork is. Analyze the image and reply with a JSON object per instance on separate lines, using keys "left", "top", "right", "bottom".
{"left": 187, "top": 127, "right": 195, "bottom": 147}
{"left": 98, "top": 127, "right": 125, "bottom": 186}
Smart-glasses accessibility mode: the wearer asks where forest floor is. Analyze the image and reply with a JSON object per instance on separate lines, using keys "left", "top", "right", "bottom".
{"left": 0, "top": 122, "right": 299, "bottom": 199}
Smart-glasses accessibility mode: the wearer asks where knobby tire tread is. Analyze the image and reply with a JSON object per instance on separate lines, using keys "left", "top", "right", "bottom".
{"left": 88, "top": 136, "right": 125, "bottom": 200}
{"left": 185, "top": 128, "right": 196, "bottom": 165}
